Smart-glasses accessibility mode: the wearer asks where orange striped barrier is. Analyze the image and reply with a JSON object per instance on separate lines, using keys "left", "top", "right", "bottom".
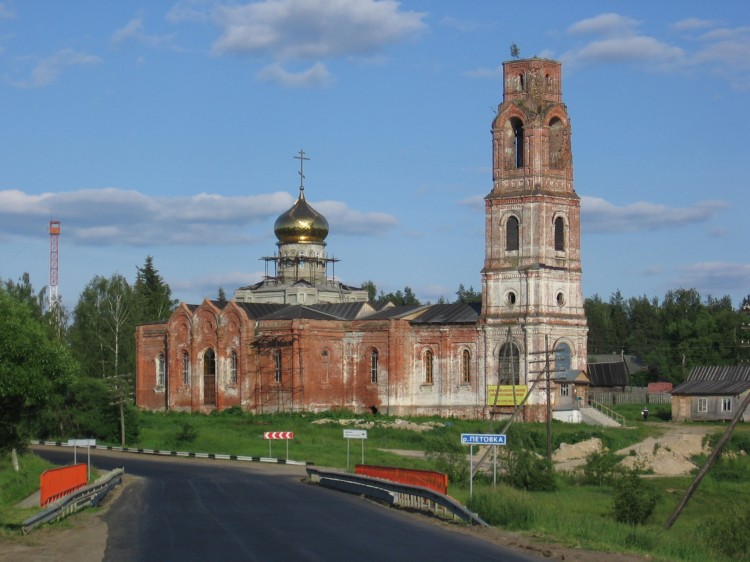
{"left": 355, "top": 465, "right": 448, "bottom": 495}
{"left": 40, "top": 464, "right": 87, "bottom": 507}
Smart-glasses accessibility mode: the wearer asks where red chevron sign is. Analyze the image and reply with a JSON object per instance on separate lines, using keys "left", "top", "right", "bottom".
{"left": 263, "top": 431, "right": 294, "bottom": 440}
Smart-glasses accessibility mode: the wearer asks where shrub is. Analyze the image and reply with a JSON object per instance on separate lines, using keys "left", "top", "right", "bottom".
{"left": 503, "top": 448, "right": 557, "bottom": 492}
{"left": 581, "top": 449, "right": 623, "bottom": 486}
{"left": 467, "top": 486, "right": 536, "bottom": 529}
{"left": 612, "top": 467, "right": 659, "bottom": 529}
{"left": 176, "top": 421, "right": 198, "bottom": 444}
{"left": 425, "top": 432, "right": 469, "bottom": 487}
{"left": 702, "top": 503, "right": 750, "bottom": 560}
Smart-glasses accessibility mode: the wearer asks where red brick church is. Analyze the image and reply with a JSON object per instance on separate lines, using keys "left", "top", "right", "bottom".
{"left": 135, "top": 57, "right": 588, "bottom": 420}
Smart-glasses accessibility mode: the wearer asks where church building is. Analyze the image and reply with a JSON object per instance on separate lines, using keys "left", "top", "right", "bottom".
{"left": 135, "top": 57, "right": 588, "bottom": 420}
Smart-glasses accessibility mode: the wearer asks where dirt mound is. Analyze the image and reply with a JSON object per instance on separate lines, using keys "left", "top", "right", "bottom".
{"left": 310, "top": 417, "right": 443, "bottom": 432}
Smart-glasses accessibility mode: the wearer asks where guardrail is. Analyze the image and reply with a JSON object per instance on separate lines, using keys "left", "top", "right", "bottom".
{"left": 587, "top": 398, "right": 627, "bottom": 427}
{"left": 306, "top": 467, "right": 487, "bottom": 527}
{"left": 30, "top": 440, "right": 313, "bottom": 466}
{"left": 22, "top": 468, "right": 124, "bottom": 534}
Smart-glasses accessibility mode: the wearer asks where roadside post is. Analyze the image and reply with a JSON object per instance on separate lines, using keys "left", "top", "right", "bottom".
{"left": 263, "top": 432, "right": 294, "bottom": 460}
{"left": 68, "top": 439, "right": 96, "bottom": 481}
{"left": 460, "top": 433, "right": 506, "bottom": 499}
{"left": 343, "top": 429, "right": 367, "bottom": 469}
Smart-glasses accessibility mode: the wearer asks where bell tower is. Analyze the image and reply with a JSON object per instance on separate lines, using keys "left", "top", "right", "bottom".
{"left": 481, "top": 58, "right": 588, "bottom": 418}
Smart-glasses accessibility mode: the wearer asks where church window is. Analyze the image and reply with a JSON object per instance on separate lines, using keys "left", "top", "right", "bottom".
{"left": 511, "top": 118, "right": 524, "bottom": 169}
{"left": 518, "top": 73, "right": 524, "bottom": 91}
{"left": 370, "top": 349, "right": 379, "bottom": 384}
{"left": 321, "top": 350, "right": 330, "bottom": 383}
{"left": 204, "top": 349, "right": 216, "bottom": 405}
{"left": 549, "top": 118, "right": 564, "bottom": 169}
{"left": 556, "top": 292, "right": 565, "bottom": 306}
{"left": 181, "top": 352, "right": 190, "bottom": 386}
{"left": 156, "top": 353, "right": 166, "bottom": 387}
{"left": 555, "top": 343, "right": 571, "bottom": 372}
{"left": 461, "top": 349, "right": 471, "bottom": 384}
{"left": 507, "top": 291, "right": 517, "bottom": 305}
{"left": 424, "top": 350, "right": 434, "bottom": 384}
{"left": 560, "top": 383, "right": 570, "bottom": 397}
{"left": 554, "top": 216, "right": 565, "bottom": 251}
{"left": 273, "top": 350, "right": 282, "bottom": 383}
{"left": 499, "top": 343, "right": 520, "bottom": 385}
{"left": 506, "top": 216, "right": 519, "bottom": 251}
{"left": 229, "top": 350, "right": 238, "bottom": 385}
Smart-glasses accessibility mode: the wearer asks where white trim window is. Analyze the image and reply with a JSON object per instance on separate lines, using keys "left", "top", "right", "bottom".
{"left": 156, "top": 353, "right": 166, "bottom": 387}
{"left": 722, "top": 397, "right": 732, "bottom": 413}
{"left": 697, "top": 397, "right": 707, "bottom": 413}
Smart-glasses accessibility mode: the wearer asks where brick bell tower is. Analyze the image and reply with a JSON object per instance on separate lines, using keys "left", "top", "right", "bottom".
{"left": 481, "top": 58, "right": 588, "bottom": 419}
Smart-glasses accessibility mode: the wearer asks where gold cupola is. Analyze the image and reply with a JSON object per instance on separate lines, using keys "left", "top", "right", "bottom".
{"left": 273, "top": 187, "right": 329, "bottom": 244}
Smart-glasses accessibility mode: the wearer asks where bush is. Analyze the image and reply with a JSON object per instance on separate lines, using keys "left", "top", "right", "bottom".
{"left": 503, "top": 448, "right": 557, "bottom": 492}
{"left": 702, "top": 503, "right": 750, "bottom": 560}
{"left": 581, "top": 449, "right": 624, "bottom": 486}
{"left": 612, "top": 468, "right": 659, "bottom": 528}
{"left": 425, "top": 432, "right": 469, "bottom": 487}
{"left": 467, "top": 486, "right": 536, "bottom": 529}
{"left": 175, "top": 421, "right": 198, "bottom": 444}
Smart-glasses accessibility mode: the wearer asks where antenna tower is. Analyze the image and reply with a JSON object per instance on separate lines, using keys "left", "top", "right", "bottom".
{"left": 49, "top": 220, "right": 60, "bottom": 306}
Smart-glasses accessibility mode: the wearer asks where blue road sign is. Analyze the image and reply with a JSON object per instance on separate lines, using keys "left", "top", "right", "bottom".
{"left": 461, "top": 433, "right": 507, "bottom": 445}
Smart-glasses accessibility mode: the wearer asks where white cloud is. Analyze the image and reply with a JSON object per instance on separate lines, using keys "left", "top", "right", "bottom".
{"left": 566, "top": 36, "right": 684, "bottom": 65}
{"left": 257, "top": 61, "right": 331, "bottom": 88}
{"left": 111, "top": 13, "right": 176, "bottom": 47}
{"left": 674, "top": 262, "right": 750, "bottom": 298}
{"left": 211, "top": 0, "right": 426, "bottom": 59}
{"left": 12, "top": 48, "right": 101, "bottom": 88}
{"left": 166, "top": 0, "right": 212, "bottom": 24}
{"left": 568, "top": 13, "right": 641, "bottom": 37}
{"left": 581, "top": 196, "right": 727, "bottom": 233}
{"left": 0, "top": 187, "right": 397, "bottom": 246}
{"left": 671, "top": 18, "right": 717, "bottom": 32}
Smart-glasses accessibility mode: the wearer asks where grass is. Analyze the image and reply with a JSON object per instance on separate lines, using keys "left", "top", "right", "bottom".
{"left": 0, "top": 451, "right": 55, "bottom": 534}
{"left": 13, "top": 407, "right": 750, "bottom": 560}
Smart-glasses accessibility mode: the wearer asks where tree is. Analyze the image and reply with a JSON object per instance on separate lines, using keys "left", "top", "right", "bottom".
{"left": 361, "top": 280, "right": 378, "bottom": 302}
{"left": 612, "top": 467, "right": 659, "bottom": 530}
{"left": 0, "top": 289, "right": 76, "bottom": 452}
{"left": 510, "top": 43, "right": 520, "bottom": 59}
{"left": 217, "top": 287, "right": 227, "bottom": 303}
{"left": 455, "top": 284, "right": 481, "bottom": 304}
{"left": 378, "top": 286, "right": 421, "bottom": 306}
{"left": 133, "top": 256, "right": 177, "bottom": 323}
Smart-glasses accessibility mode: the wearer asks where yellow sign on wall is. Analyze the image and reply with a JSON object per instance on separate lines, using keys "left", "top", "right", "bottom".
{"left": 487, "top": 385, "right": 528, "bottom": 406}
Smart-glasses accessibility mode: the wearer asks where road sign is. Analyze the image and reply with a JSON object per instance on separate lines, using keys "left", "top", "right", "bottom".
{"left": 264, "top": 432, "right": 294, "bottom": 440}
{"left": 343, "top": 429, "right": 367, "bottom": 439}
{"left": 68, "top": 439, "right": 96, "bottom": 446}
{"left": 460, "top": 433, "right": 506, "bottom": 445}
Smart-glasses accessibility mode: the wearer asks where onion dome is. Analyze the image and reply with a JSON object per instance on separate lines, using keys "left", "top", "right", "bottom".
{"left": 274, "top": 188, "right": 329, "bottom": 244}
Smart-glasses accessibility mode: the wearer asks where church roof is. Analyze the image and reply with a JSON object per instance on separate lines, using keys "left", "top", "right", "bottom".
{"left": 587, "top": 362, "right": 629, "bottom": 387}
{"left": 235, "top": 302, "right": 289, "bottom": 319}
{"left": 411, "top": 302, "right": 481, "bottom": 324}
{"left": 360, "top": 305, "right": 428, "bottom": 320}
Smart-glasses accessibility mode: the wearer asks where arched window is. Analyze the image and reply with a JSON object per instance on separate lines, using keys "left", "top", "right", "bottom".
{"left": 273, "top": 350, "right": 282, "bottom": 383}
{"left": 554, "top": 216, "right": 565, "bottom": 251}
{"left": 229, "top": 350, "right": 238, "bottom": 385}
{"left": 424, "top": 350, "right": 434, "bottom": 384}
{"left": 461, "top": 349, "right": 471, "bottom": 384}
{"left": 549, "top": 117, "right": 564, "bottom": 169}
{"left": 181, "top": 352, "right": 190, "bottom": 386}
{"left": 156, "top": 353, "right": 166, "bottom": 387}
{"left": 511, "top": 118, "right": 524, "bottom": 168}
{"left": 506, "top": 216, "right": 519, "bottom": 251}
{"left": 321, "top": 349, "right": 330, "bottom": 383}
{"left": 370, "top": 349, "right": 379, "bottom": 384}
{"left": 555, "top": 343, "right": 571, "bottom": 372}
{"left": 203, "top": 349, "right": 216, "bottom": 405}
{"left": 499, "top": 343, "right": 520, "bottom": 385}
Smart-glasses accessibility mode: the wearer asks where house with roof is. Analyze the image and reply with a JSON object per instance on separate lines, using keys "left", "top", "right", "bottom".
{"left": 671, "top": 366, "right": 750, "bottom": 422}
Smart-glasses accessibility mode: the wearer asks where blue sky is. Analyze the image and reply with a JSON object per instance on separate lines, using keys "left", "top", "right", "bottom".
{"left": 1, "top": 0, "right": 749, "bottom": 311}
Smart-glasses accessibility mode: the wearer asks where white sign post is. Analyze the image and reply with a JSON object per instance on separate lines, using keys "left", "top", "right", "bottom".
{"left": 343, "top": 429, "right": 367, "bottom": 469}
{"left": 68, "top": 438, "right": 96, "bottom": 481}
{"left": 460, "top": 434, "right": 506, "bottom": 499}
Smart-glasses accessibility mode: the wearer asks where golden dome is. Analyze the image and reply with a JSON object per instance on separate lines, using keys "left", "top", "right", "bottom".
{"left": 274, "top": 188, "right": 329, "bottom": 244}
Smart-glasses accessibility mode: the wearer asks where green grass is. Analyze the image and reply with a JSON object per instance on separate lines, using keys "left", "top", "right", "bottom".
{"left": 0, "top": 451, "right": 55, "bottom": 533}
{"left": 30, "top": 409, "right": 750, "bottom": 560}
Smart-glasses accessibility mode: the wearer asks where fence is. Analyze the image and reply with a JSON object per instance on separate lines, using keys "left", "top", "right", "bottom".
{"left": 40, "top": 464, "right": 87, "bottom": 507}
{"left": 355, "top": 465, "right": 448, "bottom": 495}
{"left": 589, "top": 388, "right": 671, "bottom": 406}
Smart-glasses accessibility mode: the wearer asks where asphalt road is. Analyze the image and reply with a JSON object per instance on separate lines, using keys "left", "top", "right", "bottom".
{"left": 35, "top": 447, "right": 543, "bottom": 562}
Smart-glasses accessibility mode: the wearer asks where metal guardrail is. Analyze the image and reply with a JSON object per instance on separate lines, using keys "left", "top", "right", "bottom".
{"left": 587, "top": 399, "right": 627, "bottom": 427}
{"left": 22, "top": 468, "right": 124, "bottom": 534}
{"left": 306, "top": 467, "right": 487, "bottom": 527}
